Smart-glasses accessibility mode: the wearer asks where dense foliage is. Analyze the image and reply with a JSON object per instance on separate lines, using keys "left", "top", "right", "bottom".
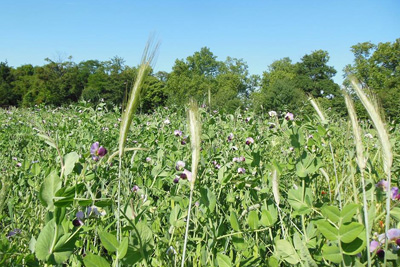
{"left": 1, "top": 100, "right": 400, "bottom": 266}
{"left": 1, "top": 38, "right": 399, "bottom": 119}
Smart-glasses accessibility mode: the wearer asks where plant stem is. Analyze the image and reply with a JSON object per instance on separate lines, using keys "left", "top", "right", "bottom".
{"left": 384, "top": 171, "right": 392, "bottom": 267}
{"left": 181, "top": 187, "right": 194, "bottom": 267}
{"left": 360, "top": 170, "right": 371, "bottom": 267}
{"left": 330, "top": 142, "right": 341, "bottom": 209}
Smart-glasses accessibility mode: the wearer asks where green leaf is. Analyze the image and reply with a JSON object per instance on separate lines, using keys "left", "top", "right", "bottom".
{"left": 31, "top": 162, "right": 41, "bottom": 176}
{"left": 276, "top": 239, "right": 300, "bottom": 265}
{"left": 287, "top": 186, "right": 311, "bottom": 214}
{"left": 229, "top": 211, "right": 240, "bottom": 231}
{"left": 216, "top": 253, "right": 232, "bottom": 267}
{"left": 315, "top": 220, "right": 338, "bottom": 241}
{"left": 260, "top": 209, "right": 275, "bottom": 227}
{"left": 322, "top": 244, "right": 342, "bottom": 263}
{"left": 232, "top": 235, "right": 247, "bottom": 251}
{"left": 35, "top": 219, "right": 56, "bottom": 261}
{"left": 39, "top": 170, "right": 62, "bottom": 211}
{"left": 98, "top": 230, "right": 119, "bottom": 252}
{"left": 117, "top": 237, "right": 128, "bottom": 259}
{"left": 339, "top": 222, "right": 364, "bottom": 243}
{"left": 341, "top": 237, "right": 366, "bottom": 255}
{"left": 218, "top": 166, "right": 228, "bottom": 183}
{"left": 340, "top": 203, "right": 359, "bottom": 223}
{"left": 390, "top": 207, "right": 400, "bottom": 222}
{"left": 52, "top": 232, "right": 77, "bottom": 264}
{"left": 63, "top": 152, "right": 79, "bottom": 177}
{"left": 200, "top": 187, "right": 216, "bottom": 214}
{"left": 29, "top": 236, "right": 36, "bottom": 253}
{"left": 293, "top": 232, "right": 318, "bottom": 267}
{"left": 321, "top": 205, "right": 340, "bottom": 223}
{"left": 247, "top": 210, "right": 259, "bottom": 230}
{"left": 169, "top": 204, "right": 181, "bottom": 227}
{"left": 136, "top": 221, "right": 154, "bottom": 246}
{"left": 83, "top": 253, "right": 110, "bottom": 267}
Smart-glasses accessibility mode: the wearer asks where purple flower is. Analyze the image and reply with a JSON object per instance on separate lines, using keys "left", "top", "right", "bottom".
{"left": 377, "top": 249, "right": 385, "bottom": 259}
{"left": 76, "top": 211, "right": 85, "bottom": 220}
{"left": 176, "top": 161, "right": 185, "bottom": 171}
{"left": 238, "top": 167, "right": 246, "bottom": 174}
{"left": 174, "top": 130, "right": 182, "bottom": 137}
{"left": 285, "top": 112, "right": 294, "bottom": 121}
{"left": 232, "top": 146, "right": 238, "bottom": 151}
{"left": 239, "top": 156, "right": 245, "bottom": 162}
{"left": 16, "top": 162, "right": 22, "bottom": 167}
{"left": 173, "top": 176, "right": 180, "bottom": 184}
{"left": 246, "top": 137, "right": 254, "bottom": 145}
{"left": 181, "top": 140, "right": 187, "bottom": 145}
{"left": 268, "top": 122, "right": 276, "bottom": 129}
{"left": 7, "top": 229, "right": 21, "bottom": 238}
{"left": 370, "top": 240, "right": 380, "bottom": 252}
{"left": 98, "top": 147, "right": 107, "bottom": 157}
{"left": 227, "top": 133, "right": 234, "bottom": 142}
{"left": 375, "top": 180, "right": 388, "bottom": 190}
{"left": 73, "top": 219, "right": 84, "bottom": 227}
{"left": 392, "top": 187, "right": 400, "bottom": 200}
{"left": 387, "top": 228, "right": 400, "bottom": 241}
{"left": 90, "top": 142, "right": 107, "bottom": 159}
{"left": 146, "top": 157, "right": 152, "bottom": 162}
{"left": 215, "top": 164, "right": 221, "bottom": 169}
{"left": 245, "top": 117, "right": 251, "bottom": 123}
{"left": 180, "top": 169, "right": 192, "bottom": 181}
{"left": 132, "top": 185, "right": 140, "bottom": 192}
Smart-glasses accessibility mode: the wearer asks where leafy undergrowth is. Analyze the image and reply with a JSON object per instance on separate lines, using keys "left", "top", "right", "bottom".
{"left": 1, "top": 102, "right": 399, "bottom": 266}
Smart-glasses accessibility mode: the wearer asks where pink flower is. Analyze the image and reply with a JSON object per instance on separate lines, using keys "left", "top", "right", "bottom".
{"left": 180, "top": 169, "right": 192, "bottom": 181}
{"left": 370, "top": 240, "right": 379, "bottom": 252}
{"left": 176, "top": 161, "right": 185, "bottom": 171}
{"left": 238, "top": 167, "right": 246, "bottom": 174}
{"left": 246, "top": 137, "right": 254, "bottom": 145}
{"left": 285, "top": 112, "right": 294, "bottom": 121}
{"left": 227, "top": 133, "right": 234, "bottom": 142}
{"left": 376, "top": 179, "right": 388, "bottom": 190}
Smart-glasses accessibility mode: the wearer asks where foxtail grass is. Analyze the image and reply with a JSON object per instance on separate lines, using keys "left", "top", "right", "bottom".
{"left": 308, "top": 97, "right": 342, "bottom": 208}
{"left": 116, "top": 38, "right": 159, "bottom": 267}
{"left": 181, "top": 99, "right": 201, "bottom": 267}
{"left": 349, "top": 76, "right": 393, "bottom": 266}
{"left": 309, "top": 97, "right": 327, "bottom": 124}
{"left": 344, "top": 92, "right": 371, "bottom": 266}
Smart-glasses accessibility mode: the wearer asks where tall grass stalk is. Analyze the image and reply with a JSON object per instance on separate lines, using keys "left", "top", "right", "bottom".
{"left": 309, "top": 97, "right": 327, "bottom": 124}
{"left": 344, "top": 92, "right": 371, "bottom": 266}
{"left": 116, "top": 39, "right": 158, "bottom": 266}
{"left": 181, "top": 100, "right": 201, "bottom": 267}
{"left": 308, "top": 97, "right": 342, "bottom": 208}
{"left": 349, "top": 77, "right": 393, "bottom": 265}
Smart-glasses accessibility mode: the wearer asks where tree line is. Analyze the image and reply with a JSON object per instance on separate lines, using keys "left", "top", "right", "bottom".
{"left": 1, "top": 39, "right": 399, "bottom": 118}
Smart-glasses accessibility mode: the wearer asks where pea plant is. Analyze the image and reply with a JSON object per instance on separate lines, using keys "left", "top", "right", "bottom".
{"left": 1, "top": 78, "right": 400, "bottom": 265}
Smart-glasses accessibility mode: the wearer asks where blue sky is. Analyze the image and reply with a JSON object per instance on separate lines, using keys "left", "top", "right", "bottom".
{"left": 1, "top": 0, "right": 399, "bottom": 84}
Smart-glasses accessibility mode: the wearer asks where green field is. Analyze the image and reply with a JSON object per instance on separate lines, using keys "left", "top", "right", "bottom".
{"left": 1, "top": 96, "right": 399, "bottom": 266}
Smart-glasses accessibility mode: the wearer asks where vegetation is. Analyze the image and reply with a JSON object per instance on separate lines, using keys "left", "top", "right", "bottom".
{"left": 0, "top": 38, "right": 399, "bottom": 266}
{"left": 1, "top": 38, "right": 399, "bottom": 119}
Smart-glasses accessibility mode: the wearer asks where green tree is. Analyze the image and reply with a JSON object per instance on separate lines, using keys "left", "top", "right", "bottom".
{"left": 166, "top": 47, "right": 254, "bottom": 112}
{"left": 254, "top": 58, "right": 305, "bottom": 113}
{"left": 345, "top": 39, "right": 400, "bottom": 119}
{"left": 0, "top": 61, "right": 17, "bottom": 106}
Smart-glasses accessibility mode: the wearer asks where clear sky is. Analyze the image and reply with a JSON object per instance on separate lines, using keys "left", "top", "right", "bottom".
{"left": 1, "top": 0, "right": 399, "bottom": 84}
